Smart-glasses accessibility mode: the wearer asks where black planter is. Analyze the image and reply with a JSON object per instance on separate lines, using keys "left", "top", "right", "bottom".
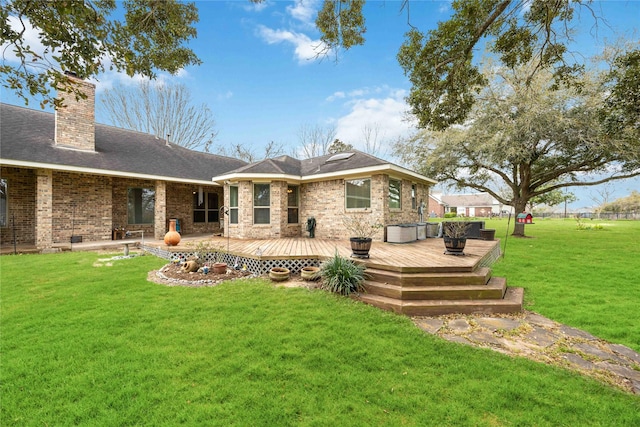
{"left": 350, "top": 237, "right": 372, "bottom": 259}
{"left": 443, "top": 236, "right": 466, "bottom": 255}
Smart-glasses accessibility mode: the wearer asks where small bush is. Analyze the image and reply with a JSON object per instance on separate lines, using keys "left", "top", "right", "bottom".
{"left": 320, "top": 253, "right": 366, "bottom": 296}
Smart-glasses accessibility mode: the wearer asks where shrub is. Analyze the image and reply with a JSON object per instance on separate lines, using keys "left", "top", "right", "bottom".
{"left": 320, "top": 253, "right": 367, "bottom": 296}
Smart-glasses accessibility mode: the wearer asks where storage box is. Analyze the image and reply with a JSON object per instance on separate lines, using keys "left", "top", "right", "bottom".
{"left": 387, "top": 224, "right": 417, "bottom": 243}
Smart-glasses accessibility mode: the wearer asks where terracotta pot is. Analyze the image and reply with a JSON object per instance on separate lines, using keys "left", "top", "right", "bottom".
{"left": 301, "top": 266, "right": 320, "bottom": 281}
{"left": 269, "top": 267, "right": 290, "bottom": 282}
{"left": 212, "top": 262, "right": 227, "bottom": 274}
{"left": 164, "top": 219, "right": 181, "bottom": 246}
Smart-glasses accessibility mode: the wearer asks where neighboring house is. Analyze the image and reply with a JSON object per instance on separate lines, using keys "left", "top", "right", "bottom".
{"left": 427, "top": 193, "right": 447, "bottom": 218}
{"left": 1, "top": 77, "right": 436, "bottom": 249}
{"left": 435, "top": 193, "right": 503, "bottom": 217}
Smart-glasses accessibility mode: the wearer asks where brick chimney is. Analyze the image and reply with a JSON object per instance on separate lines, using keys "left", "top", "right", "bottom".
{"left": 54, "top": 72, "right": 96, "bottom": 151}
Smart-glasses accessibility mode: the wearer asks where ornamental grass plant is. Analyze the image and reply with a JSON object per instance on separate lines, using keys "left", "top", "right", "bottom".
{"left": 319, "top": 252, "right": 366, "bottom": 295}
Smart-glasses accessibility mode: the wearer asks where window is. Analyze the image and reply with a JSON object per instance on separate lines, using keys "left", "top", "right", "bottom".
{"left": 411, "top": 184, "right": 417, "bottom": 210}
{"left": 389, "top": 178, "right": 401, "bottom": 209}
{"left": 253, "top": 183, "right": 270, "bottom": 224}
{"left": 127, "top": 188, "right": 155, "bottom": 224}
{"left": 346, "top": 179, "right": 371, "bottom": 209}
{"left": 193, "top": 191, "right": 219, "bottom": 223}
{"left": 287, "top": 185, "right": 299, "bottom": 224}
{"left": 229, "top": 186, "right": 239, "bottom": 224}
{"left": 0, "top": 179, "right": 7, "bottom": 228}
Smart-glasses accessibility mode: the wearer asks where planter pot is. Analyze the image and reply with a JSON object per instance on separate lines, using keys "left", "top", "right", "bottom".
{"left": 301, "top": 266, "right": 321, "bottom": 281}
{"left": 480, "top": 229, "right": 496, "bottom": 241}
{"left": 212, "top": 262, "right": 227, "bottom": 274}
{"left": 269, "top": 267, "right": 290, "bottom": 282}
{"left": 443, "top": 236, "right": 467, "bottom": 255}
{"left": 350, "top": 237, "right": 372, "bottom": 259}
{"left": 164, "top": 219, "right": 181, "bottom": 246}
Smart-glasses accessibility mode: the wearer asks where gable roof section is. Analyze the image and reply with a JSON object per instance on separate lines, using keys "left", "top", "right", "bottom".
{"left": 0, "top": 103, "right": 246, "bottom": 184}
{"left": 441, "top": 193, "right": 497, "bottom": 207}
{"left": 211, "top": 151, "right": 437, "bottom": 185}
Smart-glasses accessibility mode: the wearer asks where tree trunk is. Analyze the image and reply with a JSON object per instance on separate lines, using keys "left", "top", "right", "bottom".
{"left": 512, "top": 199, "right": 528, "bottom": 237}
{"left": 513, "top": 222, "right": 526, "bottom": 237}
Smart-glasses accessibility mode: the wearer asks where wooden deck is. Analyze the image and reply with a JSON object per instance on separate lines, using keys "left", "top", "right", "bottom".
{"left": 145, "top": 234, "right": 502, "bottom": 274}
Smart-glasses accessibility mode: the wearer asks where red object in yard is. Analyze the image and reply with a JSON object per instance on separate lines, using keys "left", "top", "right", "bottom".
{"left": 516, "top": 212, "right": 534, "bottom": 224}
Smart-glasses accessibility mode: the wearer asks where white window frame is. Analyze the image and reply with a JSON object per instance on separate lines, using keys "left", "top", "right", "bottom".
{"left": 229, "top": 185, "right": 239, "bottom": 224}
{"left": 287, "top": 185, "right": 299, "bottom": 224}
{"left": 345, "top": 178, "right": 371, "bottom": 209}
{"left": 389, "top": 178, "right": 402, "bottom": 210}
{"left": 253, "top": 183, "right": 270, "bottom": 224}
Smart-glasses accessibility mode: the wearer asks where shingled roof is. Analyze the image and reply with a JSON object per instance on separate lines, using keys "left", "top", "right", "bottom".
{"left": 211, "top": 150, "right": 436, "bottom": 185}
{"left": 0, "top": 103, "right": 246, "bottom": 184}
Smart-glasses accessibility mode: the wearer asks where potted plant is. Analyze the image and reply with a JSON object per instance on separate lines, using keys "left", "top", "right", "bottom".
{"left": 269, "top": 266, "right": 290, "bottom": 282}
{"left": 343, "top": 213, "right": 383, "bottom": 259}
{"left": 212, "top": 246, "right": 228, "bottom": 274}
{"left": 442, "top": 220, "right": 471, "bottom": 255}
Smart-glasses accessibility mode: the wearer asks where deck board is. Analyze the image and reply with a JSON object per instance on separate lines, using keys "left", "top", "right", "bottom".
{"left": 146, "top": 235, "right": 500, "bottom": 273}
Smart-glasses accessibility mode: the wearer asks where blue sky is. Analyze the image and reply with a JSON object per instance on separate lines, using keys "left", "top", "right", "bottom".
{"left": 2, "top": 0, "right": 639, "bottom": 209}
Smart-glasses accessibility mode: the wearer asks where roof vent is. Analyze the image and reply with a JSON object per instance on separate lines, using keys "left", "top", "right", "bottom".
{"left": 326, "top": 152, "right": 355, "bottom": 163}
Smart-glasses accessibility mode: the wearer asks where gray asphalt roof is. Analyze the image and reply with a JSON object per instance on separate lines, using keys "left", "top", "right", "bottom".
{"left": 1, "top": 103, "right": 247, "bottom": 182}
{"left": 220, "top": 151, "right": 391, "bottom": 177}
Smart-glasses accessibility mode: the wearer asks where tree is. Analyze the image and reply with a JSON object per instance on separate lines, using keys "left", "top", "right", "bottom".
{"left": 214, "top": 141, "right": 285, "bottom": 163}
{"left": 530, "top": 189, "right": 576, "bottom": 216}
{"left": 361, "top": 122, "right": 385, "bottom": 156}
{"left": 1, "top": 0, "right": 200, "bottom": 108}
{"left": 315, "top": 0, "right": 602, "bottom": 130}
{"left": 296, "top": 124, "right": 337, "bottom": 158}
{"left": 394, "top": 62, "right": 640, "bottom": 236}
{"left": 327, "top": 139, "right": 353, "bottom": 154}
{"left": 100, "top": 81, "right": 217, "bottom": 151}
{"left": 600, "top": 49, "right": 640, "bottom": 145}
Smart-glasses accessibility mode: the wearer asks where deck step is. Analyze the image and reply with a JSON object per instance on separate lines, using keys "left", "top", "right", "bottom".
{"left": 363, "top": 276, "right": 506, "bottom": 300}
{"left": 365, "top": 266, "right": 491, "bottom": 287}
{"left": 356, "top": 286, "right": 523, "bottom": 316}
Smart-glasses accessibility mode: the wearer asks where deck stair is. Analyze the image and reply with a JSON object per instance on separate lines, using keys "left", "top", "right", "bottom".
{"left": 356, "top": 265, "right": 523, "bottom": 316}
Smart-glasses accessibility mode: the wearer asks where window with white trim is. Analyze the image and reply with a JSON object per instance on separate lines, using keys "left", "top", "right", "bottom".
{"left": 229, "top": 186, "right": 239, "bottom": 224}
{"left": 389, "top": 178, "right": 401, "bottom": 209}
{"left": 346, "top": 179, "right": 371, "bottom": 209}
{"left": 253, "top": 183, "right": 270, "bottom": 224}
{"left": 287, "top": 185, "right": 299, "bottom": 224}
{"left": 411, "top": 184, "right": 417, "bottom": 210}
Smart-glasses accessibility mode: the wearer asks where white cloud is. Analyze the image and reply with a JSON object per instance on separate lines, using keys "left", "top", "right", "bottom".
{"left": 286, "top": 0, "right": 320, "bottom": 27}
{"left": 256, "top": 25, "right": 326, "bottom": 63}
{"left": 325, "top": 91, "right": 346, "bottom": 102}
{"left": 2, "top": 16, "right": 53, "bottom": 66}
{"left": 331, "top": 88, "right": 416, "bottom": 153}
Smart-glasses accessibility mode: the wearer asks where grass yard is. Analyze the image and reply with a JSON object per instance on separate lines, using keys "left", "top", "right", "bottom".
{"left": 1, "top": 221, "right": 639, "bottom": 426}
{"left": 485, "top": 218, "right": 640, "bottom": 353}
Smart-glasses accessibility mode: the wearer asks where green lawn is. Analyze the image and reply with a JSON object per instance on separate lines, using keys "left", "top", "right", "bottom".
{"left": 1, "top": 222, "right": 639, "bottom": 426}
{"left": 485, "top": 218, "right": 640, "bottom": 353}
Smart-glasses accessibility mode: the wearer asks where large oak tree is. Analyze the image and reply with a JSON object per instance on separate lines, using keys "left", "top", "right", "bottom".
{"left": 394, "top": 62, "right": 639, "bottom": 235}
{"left": 1, "top": 0, "right": 200, "bottom": 107}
